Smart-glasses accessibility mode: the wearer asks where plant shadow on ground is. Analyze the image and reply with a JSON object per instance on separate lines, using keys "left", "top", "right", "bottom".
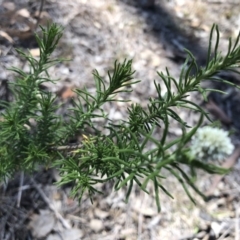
{"left": 127, "top": 0, "right": 240, "bottom": 134}
{"left": 123, "top": 0, "right": 208, "bottom": 66}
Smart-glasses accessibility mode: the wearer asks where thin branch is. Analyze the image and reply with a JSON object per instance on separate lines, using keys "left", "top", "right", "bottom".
{"left": 35, "top": 0, "right": 46, "bottom": 30}
{"left": 31, "top": 178, "right": 71, "bottom": 229}
{"left": 17, "top": 171, "right": 24, "bottom": 208}
{"left": 206, "top": 145, "right": 240, "bottom": 196}
{"left": 50, "top": 144, "right": 82, "bottom": 151}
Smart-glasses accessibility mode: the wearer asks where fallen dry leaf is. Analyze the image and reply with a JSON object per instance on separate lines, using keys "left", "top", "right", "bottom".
{"left": 57, "top": 86, "right": 76, "bottom": 99}
{"left": 120, "top": 228, "right": 137, "bottom": 237}
{"left": 94, "top": 208, "right": 109, "bottom": 219}
{"left": 16, "top": 8, "right": 30, "bottom": 18}
{"left": 2, "top": 27, "right": 33, "bottom": 40}
{"left": 0, "top": 30, "right": 13, "bottom": 43}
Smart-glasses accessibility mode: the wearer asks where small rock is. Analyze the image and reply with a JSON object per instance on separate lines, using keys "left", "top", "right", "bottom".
{"left": 90, "top": 219, "right": 104, "bottom": 232}
{"left": 46, "top": 234, "right": 61, "bottom": 240}
{"left": 28, "top": 210, "right": 56, "bottom": 238}
{"left": 211, "top": 221, "right": 221, "bottom": 237}
{"left": 61, "top": 229, "right": 83, "bottom": 239}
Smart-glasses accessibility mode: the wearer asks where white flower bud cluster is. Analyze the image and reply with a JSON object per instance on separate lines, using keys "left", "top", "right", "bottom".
{"left": 190, "top": 126, "right": 234, "bottom": 161}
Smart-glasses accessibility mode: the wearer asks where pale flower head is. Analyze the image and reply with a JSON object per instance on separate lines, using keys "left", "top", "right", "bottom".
{"left": 190, "top": 126, "right": 234, "bottom": 162}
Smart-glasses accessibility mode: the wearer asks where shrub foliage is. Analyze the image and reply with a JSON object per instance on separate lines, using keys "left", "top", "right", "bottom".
{"left": 0, "top": 23, "right": 239, "bottom": 211}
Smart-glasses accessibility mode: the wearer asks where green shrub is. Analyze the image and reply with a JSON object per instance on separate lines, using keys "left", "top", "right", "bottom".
{"left": 0, "top": 23, "right": 239, "bottom": 211}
